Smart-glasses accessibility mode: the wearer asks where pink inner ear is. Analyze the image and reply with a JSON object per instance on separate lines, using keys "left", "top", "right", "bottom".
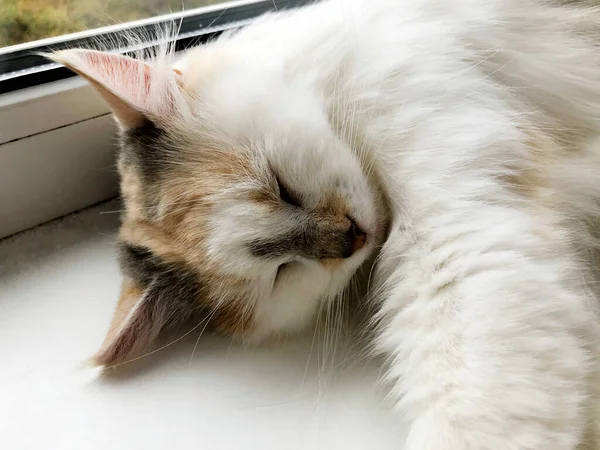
{"left": 50, "top": 49, "right": 181, "bottom": 126}
{"left": 88, "top": 51, "right": 151, "bottom": 93}
{"left": 82, "top": 51, "right": 172, "bottom": 116}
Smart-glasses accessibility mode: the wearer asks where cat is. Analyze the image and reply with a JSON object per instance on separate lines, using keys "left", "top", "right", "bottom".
{"left": 48, "top": 0, "right": 600, "bottom": 448}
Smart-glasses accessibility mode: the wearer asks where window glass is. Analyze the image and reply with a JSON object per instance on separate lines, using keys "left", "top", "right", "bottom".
{"left": 1, "top": 0, "right": 232, "bottom": 48}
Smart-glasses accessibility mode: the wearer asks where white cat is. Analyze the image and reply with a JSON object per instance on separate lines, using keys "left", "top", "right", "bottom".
{"left": 50, "top": 0, "right": 600, "bottom": 448}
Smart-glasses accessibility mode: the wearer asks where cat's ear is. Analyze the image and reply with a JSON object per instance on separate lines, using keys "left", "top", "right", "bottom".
{"left": 92, "top": 278, "right": 194, "bottom": 368}
{"left": 47, "top": 49, "right": 182, "bottom": 128}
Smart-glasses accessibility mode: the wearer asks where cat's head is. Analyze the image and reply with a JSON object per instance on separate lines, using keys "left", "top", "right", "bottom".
{"left": 49, "top": 46, "right": 387, "bottom": 368}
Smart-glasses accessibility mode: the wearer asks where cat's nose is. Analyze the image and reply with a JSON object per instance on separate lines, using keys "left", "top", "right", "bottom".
{"left": 342, "top": 220, "right": 367, "bottom": 258}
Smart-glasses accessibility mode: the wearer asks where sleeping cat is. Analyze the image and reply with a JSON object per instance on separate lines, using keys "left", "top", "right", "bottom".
{"left": 49, "top": 0, "right": 600, "bottom": 448}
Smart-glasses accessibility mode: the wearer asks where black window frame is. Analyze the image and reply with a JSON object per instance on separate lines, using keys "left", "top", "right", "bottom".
{"left": 0, "top": 0, "right": 310, "bottom": 95}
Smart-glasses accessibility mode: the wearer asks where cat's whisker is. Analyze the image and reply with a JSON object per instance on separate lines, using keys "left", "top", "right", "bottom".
{"left": 188, "top": 294, "right": 230, "bottom": 367}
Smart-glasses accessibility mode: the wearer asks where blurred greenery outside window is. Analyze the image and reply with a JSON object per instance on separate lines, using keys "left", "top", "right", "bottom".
{"left": 1, "top": 0, "right": 230, "bottom": 48}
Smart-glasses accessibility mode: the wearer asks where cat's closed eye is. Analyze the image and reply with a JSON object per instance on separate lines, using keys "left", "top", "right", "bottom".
{"left": 275, "top": 175, "right": 301, "bottom": 207}
{"left": 275, "top": 261, "right": 292, "bottom": 283}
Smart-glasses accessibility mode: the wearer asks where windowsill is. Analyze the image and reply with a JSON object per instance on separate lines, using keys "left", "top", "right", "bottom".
{"left": 0, "top": 200, "right": 405, "bottom": 449}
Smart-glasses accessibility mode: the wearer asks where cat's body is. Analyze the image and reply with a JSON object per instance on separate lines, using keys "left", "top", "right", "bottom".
{"left": 50, "top": 0, "right": 600, "bottom": 448}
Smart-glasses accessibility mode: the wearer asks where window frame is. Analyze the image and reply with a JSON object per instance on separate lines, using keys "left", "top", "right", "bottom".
{"left": 0, "top": 0, "right": 308, "bottom": 94}
{"left": 0, "top": 0, "right": 309, "bottom": 239}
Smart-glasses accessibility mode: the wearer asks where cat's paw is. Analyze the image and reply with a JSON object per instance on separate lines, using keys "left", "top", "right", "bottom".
{"left": 404, "top": 429, "right": 489, "bottom": 450}
{"left": 404, "top": 416, "right": 475, "bottom": 450}
{"left": 403, "top": 411, "right": 578, "bottom": 450}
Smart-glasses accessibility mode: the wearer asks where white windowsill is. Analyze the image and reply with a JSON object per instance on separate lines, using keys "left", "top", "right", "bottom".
{"left": 0, "top": 200, "right": 405, "bottom": 449}
{"left": 0, "top": 77, "right": 117, "bottom": 239}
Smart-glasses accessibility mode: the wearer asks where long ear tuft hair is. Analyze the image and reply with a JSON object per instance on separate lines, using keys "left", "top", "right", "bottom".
{"left": 41, "top": 23, "right": 190, "bottom": 128}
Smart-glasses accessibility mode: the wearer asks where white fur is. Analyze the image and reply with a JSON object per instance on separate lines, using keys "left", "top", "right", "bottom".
{"left": 174, "top": 0, "right": 600, "bottom": 447}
